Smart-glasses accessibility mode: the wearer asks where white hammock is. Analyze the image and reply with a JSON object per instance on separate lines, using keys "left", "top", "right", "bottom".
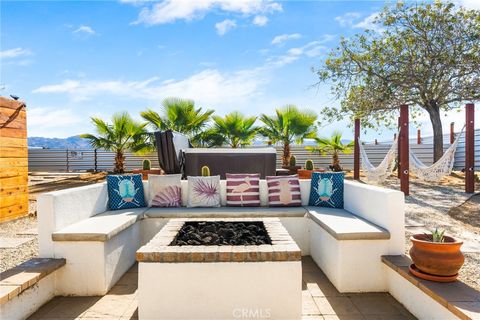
{"left": 358, "top": 135, "right": 398, "bottom": 182}
{"left": 410, "top": 126, "right": 465, "bottom": 182}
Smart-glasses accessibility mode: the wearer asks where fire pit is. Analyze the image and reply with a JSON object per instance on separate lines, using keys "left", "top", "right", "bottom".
{"left": 170, "top": 221, "right": 272, "bottom": 246}
{"left": 136, "top": 217, "right": 302, "bottom": 319}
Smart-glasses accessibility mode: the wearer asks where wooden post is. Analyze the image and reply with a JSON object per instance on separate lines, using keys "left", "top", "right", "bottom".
{"left": 397, "top": 116, "right": 402, "bottom": 179}
{"left": 400, "top": 105, "right": 409, "bottom": 196}
{"left": 465, "top": 104, "right": 475, "bottom": 193}
{"left": 417, "top": 129, "right": 421, "bottom": 144}
{"left": 375, "top": 139, "right": 378, "bottom": 145}
{"left": 450, "top": 122, "right": 455, "bottom": 145}
{"left": 94, "top": 149, "right": 98, "bottom": 172}
{"left": 353, "top": 118, "right": 360, "bottom": 180}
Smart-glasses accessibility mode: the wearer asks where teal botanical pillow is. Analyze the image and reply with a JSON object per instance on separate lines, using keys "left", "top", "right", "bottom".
{"left": 308, "top": 172, "right": 344, "bottom": 208}
{"left": 107, "top": 174, "right": 146, "bottom": 210}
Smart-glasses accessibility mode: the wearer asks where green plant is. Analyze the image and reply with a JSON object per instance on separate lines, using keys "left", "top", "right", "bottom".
{"left": 289, "top": 155, "right": 297, "bottom": 167}
{"left": 259, "top": 105, "right": 318, "bottom": 167}
{"left": 142, "top": 159, "right": 151, "bottom": 171}
{"left": 141, "top": 97, "right": 214, "bottom": 147}
{"left": 305, "top": 159, "right": 314, "bottom": 171}
{"left": 430, "top": 228, "right": 445, "bottom": 243}
{"left": 316, "top": 1, "right": 480, "bottom": 162}
{"left": 80, "top": 112, "right": 149, "bottom": 174}
{"left": 306, "top": 130, "right": 354, "bottom": 172}
{"left": 208, "top": 112, "right": 258, "bottom": 148}
{"left": 201, "top": 166, "right": 210, "bottom": 177}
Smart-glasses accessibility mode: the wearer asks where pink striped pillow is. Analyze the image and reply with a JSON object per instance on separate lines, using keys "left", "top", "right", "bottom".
{"left": 226, "top": 173, "right": 260, "bottom": 207}
{"left": 266, "top": 175, "right": 302, "bottom": 207}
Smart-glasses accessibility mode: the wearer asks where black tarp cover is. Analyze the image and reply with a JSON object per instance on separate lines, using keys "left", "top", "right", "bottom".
{"left": 154, "top": 130, "right": 181, "bottom": 174}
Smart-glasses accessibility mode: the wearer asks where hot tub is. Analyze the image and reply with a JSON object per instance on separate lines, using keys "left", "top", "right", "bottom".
{"left": 183, "top": 148, "right": 277, "bottom": 179}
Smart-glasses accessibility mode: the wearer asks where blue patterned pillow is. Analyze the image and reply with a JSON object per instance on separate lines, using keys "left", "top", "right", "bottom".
{"left": 308, "top": 172, "right": 344, "bottom": 208}
{"left": 107, "top": 174, "right": 146, "bottom": 210}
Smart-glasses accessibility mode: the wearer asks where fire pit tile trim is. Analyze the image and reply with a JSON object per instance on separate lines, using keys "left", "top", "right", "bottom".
{"left": 136, "top": 218, "right": 301, "bottom": 263}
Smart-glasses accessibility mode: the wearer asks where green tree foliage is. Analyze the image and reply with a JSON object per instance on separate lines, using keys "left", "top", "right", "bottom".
{"left": 141, "top": 97, "right": 214, "bottom": 146}
{"left": 80, "top": 112, "right": 149, "bottom": 173}
{"left": 316, "top": 1, "right": 480, "bottom": 161}
{"left": 259, "top": 105, "right": 318, "bottom": 167}
{"left": 306, "top": 131, "right": 354, "bottom": 172}
{"left": 207, "top": 112, "right": 258, "bottom": 148}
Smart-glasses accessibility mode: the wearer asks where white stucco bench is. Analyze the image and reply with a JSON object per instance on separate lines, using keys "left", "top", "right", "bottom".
{"left": 38, "top": 179, "right": 404, "bottom": 296}
{"left": 307, "top": 206, "right": 392, "bottom": 292}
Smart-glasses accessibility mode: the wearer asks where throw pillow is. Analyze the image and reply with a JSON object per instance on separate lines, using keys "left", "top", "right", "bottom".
{"left": 308, "top": 172, "right": 344, "bottom": 208}
{"left": 266, "top": 175, "right": 302, "bottom": 207}
{"left": 148, "top": 174, "right": 182, "bottom": 207}
{"left": 106, "top": 174, "right": 146, "bottom": 210}
{"left": 226, "top": 173, "right": 261, "bottom": 207}
{"left": 187, "top": 175, "right": 221, "bottom": 207}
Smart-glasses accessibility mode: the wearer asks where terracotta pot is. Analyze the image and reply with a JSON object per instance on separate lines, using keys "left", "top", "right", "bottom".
{"left": 132, "top": 169, "right": 162, "bottom": 180}
{"left": 297, "top": 169, "right": 324, "bottom": 179}
{"left": 282, "top": 165, "right": 301, "bottom": 175}
{"left": 409, "top": 234, "right": 464, "bottom": 277}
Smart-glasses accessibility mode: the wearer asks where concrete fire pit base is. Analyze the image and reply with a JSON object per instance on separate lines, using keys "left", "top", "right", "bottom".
{"left": 136, "top": 218, "right": 302, "bottom": 320}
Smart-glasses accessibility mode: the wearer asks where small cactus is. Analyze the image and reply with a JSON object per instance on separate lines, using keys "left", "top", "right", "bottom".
{"left": 142, "top": 159, "right": 151, "bottom": 170}
{"left": 289, "top": 155, "right": 297, "bottom": 167}
{"left": 201, "top": 165, "right": 210, "bottom": 177}
{"left": 305, "top": 159, "right": 314, "bottom": 171}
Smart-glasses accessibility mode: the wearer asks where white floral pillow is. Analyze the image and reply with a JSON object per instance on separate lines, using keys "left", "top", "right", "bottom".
{"left": 187, "top": 176, "right": 221, "bottom": 208}
{"left": 148, "top": 174, "right": 182, "bottom": 207}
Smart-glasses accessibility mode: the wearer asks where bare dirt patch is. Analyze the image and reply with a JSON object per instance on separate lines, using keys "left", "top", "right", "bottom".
{"left": 447, "top": 194, "right": 480, "bottom": 228}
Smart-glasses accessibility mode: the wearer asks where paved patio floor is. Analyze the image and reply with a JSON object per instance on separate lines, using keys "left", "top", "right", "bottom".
{"left": 28, "top": 256, "right": 416, "bottom": 320}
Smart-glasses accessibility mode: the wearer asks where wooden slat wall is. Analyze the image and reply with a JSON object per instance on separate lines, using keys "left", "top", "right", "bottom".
{"left": 0, "top": 97, "right": 28, "bottom": 222}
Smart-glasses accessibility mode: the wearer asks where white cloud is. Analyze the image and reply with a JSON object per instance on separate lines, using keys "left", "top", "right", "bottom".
{"left": 456, "top": 0, "right": 480, "bottom": 10}
{"left": 0, "top": 48, "right": 32, "bottom": 59}
{"left": 253, "top": 15, "right": 268, "bottom": 26}
{"left": 73, "top": 25, "right": 96, "bottom": 35}
{"left": 28, "top": 107, "right": 83, "bottom": 137}
{"left": 334, "top": 12, "right": 361, "bottom": 27}
{"left": 215, "top": 19, "right": 237, "bottom": 36}
{"left": 271, "top": 33, "right": 302, "bottom": 46}
{"left": 32, "top": 69, "right": 267, "bottom": 107}
{"left": 335, "top": 11, "right": 383, "bottom": 33}
{"left": 267, "top": 40, "right": 328, "bottom": 67}
{"left": 133, "top": 0, "right": 281, "bottom": 25}
{"left": 353, "top": 13, "right": 383, "bottom": 33}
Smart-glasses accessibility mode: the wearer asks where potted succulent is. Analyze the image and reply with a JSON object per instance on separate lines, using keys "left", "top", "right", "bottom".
{"left": 297, "top": 159, "right": 324, "bottom": 179}
{"left": 282, "top": 155, "right": 301, "bottom": 175}
{"left": 409, "top": 228, "right": 464, "bottom": 282}
{"left": 133, "top": 159, "right": 161, "bottom": 180}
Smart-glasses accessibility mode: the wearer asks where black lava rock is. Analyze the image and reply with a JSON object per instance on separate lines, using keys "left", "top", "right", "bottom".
{"left": 170, "top": 221, "right": 272, "bottom": 246}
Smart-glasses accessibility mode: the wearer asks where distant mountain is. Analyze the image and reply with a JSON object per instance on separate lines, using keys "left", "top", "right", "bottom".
{"left": 28, "top": 136, "right": 92, "bottom": 149}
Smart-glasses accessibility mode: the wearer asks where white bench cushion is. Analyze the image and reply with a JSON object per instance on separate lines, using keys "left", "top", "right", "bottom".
{"left": 52, "top": 208, "right": 147, "bottom": 241}
{"left": 144, "top": 206, "right": 308, "bottom": 218}
{"left": 306, "top": 207, "right": 390, "bottom": 240}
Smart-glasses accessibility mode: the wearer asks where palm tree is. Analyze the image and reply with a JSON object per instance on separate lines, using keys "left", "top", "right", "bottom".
{"left": 306, "top": 130, "right": 354, "bottom": 172}
{"left": 141, "top": 97, "right": 214, "bottom": 146}
{"left": 209, "top": 112, "right": 258, "bottom": 148}
{"left": 259, "top": 105, "right": 318, "bottom": 167}
{"left": 80, "top": 112, "right": 149, "bottom": 173}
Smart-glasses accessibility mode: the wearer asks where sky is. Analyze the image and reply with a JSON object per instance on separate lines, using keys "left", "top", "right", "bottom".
{"left": 1, "top": 0, "right": 479, "bottom": 142}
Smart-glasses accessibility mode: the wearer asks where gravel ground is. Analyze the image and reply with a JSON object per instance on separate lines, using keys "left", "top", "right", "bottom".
{"left": 1, "top": 171, "right": 479, "bottom": 291}
{"left": 0, "top": 216, "right": 38, "bottom": 272}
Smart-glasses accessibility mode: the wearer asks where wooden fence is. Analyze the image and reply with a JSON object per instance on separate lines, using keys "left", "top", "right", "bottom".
{"left": 0, "top": 97, "right": 28, "bottom": 223}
